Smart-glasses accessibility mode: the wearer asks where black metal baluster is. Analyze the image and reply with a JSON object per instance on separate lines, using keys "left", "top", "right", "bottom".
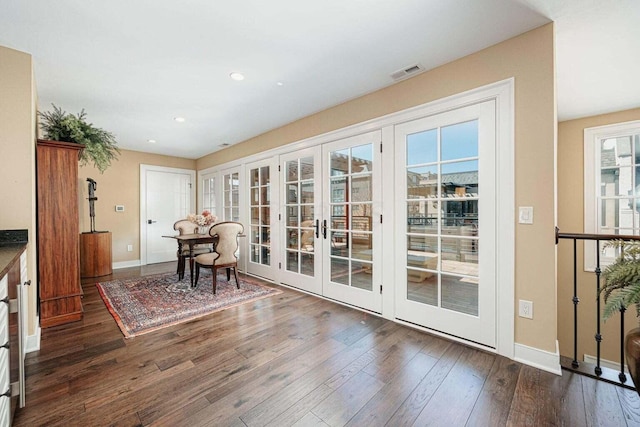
{"left": 572, "top": 238, "right": 580, "bottom": 368}
{"left": 620, "top": 304, "right": 627, "bottom": 383}
{"left": 595, "top": 239, "right": 602, "bottom": 376}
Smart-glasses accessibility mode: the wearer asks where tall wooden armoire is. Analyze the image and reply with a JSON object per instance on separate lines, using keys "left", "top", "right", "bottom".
{"left": 36, "top": 139, "right": 84, "bottom": 327}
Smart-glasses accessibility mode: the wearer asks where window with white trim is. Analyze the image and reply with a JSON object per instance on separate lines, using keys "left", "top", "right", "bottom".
{"left": 584, "top": 120, "right": 640, "bottom": 269}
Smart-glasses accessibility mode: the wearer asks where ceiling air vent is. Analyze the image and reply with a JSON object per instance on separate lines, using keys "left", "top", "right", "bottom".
{"left": 390, "top": 63, "right": 425, "bottom": 82}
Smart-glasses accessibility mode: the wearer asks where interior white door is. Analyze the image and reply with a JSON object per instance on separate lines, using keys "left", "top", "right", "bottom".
{"left": 279, "top": 147, "right": 323, "bottom": 294}
{"left": 246, "top": 157, "right": 278, "bottom": 280}
{"left": 394, "top": 100, "right": 496, "bottom": 347}
{"left": 322, "top": 130, "right": 382, "bottom": 313}
{"left": 143, "top": 166, "right": 195, "bottom": 264}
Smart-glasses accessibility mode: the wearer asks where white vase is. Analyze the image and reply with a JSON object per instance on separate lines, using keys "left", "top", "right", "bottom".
{"left": 198, "top": 226, "right": 208, "bottom": 235}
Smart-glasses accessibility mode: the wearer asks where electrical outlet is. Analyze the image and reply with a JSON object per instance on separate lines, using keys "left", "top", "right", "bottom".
{"left": 519, "top": 300, "right": 533, "bottom": 319}
{"left": 127, "top": 244, "right": 133, "bottom": 252}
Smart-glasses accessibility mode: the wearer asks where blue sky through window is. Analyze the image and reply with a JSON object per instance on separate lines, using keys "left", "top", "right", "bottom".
{"left": 407, "top": 119, "right": 478, "bottom": 173}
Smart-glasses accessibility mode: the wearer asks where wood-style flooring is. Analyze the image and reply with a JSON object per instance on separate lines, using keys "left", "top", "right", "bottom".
{"left": 12, "top": 262, "right": 640, "bottom": 426}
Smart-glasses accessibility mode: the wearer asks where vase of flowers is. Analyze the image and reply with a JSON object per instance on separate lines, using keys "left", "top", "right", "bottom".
{"left": 187, "top": 210, "right": 217, "bottom": 234}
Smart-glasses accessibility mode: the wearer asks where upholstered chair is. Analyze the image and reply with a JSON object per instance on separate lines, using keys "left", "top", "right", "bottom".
{"left": 194, "top": 221, "right": 244, "bottom": 293}
{"left": 173, "top": 219, "right": 213, "bottom": 280}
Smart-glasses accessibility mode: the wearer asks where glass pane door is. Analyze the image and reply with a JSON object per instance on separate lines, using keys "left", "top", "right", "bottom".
{"left": 322, "top": 131, "right": 382, "bottom": 313}
{"left": 246, "top": 158, "right": 277, "bottom": 280}
{"left": 222, "top": 170, "right": 240, "bottom": 221}
{"left": 279, "top": 147, "right": 322, "bottom": 294}
{"left": 395, "top": 101, "right": 496, "bottom": 347}
{"left": 201, "top": 174, "right": 217, "bottom": 218}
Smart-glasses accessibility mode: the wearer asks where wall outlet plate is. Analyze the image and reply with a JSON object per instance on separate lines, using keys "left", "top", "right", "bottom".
{"left": 115, "top": 205, "right": 125, "bottom": 212}
{"left": 519, "top": 300, "right": 533, "bottom": 319}
{"left": 518, "top": 206, "right": 533, "bottom": 224}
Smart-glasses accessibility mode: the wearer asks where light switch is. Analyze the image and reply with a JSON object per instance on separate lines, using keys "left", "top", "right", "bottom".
{"left": 115, "top": 205, "right": 125, "bottom": 212}
{"left": 519, "top": 206, "right": 534, "bottom": 224}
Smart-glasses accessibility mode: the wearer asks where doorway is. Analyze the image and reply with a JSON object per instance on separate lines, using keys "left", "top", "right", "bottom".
{"left": 140, "top": 165, "right": 195, "bottom": 265}
{"left": 394, "top": 100, "right": 497, "bottom": 347}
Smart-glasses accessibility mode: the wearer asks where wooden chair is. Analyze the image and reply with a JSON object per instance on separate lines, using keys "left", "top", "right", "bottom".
{"left": 194, "top": 221, "right": 244, "bottom": 293}
{"left": 173, "top": 219, "right": 213, "bottom": 280}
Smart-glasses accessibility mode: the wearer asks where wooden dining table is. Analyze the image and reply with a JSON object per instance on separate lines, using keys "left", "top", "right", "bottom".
{"left": 163, "top": 233, "right": 218, "bottom": 287}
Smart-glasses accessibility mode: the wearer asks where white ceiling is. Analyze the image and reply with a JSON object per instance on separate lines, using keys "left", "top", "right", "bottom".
{"left": 0, "top": 0, "right": 638, "bottom": 159}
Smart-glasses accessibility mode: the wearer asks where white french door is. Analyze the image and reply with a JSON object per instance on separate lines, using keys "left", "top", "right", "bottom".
{"left": 221, "top": 167, "right": 241, "bottom": 222}
{"left": 246, "top": 158, "right": 278, "bottom": 280}
{"left": 201, "top": 172, "right": 218, "bottom": 218}
{"left": 394, "top": 101, "right": 497, "bottom": 347}
{"left": 279, "top": 147, "right": 323, "bottom": 294}
{"left": 322, "top": 131, "right": 382, "bottom": 313}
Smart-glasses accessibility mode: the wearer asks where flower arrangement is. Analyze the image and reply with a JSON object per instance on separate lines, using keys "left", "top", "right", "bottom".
{"left": 187, "top": 210, "right": 217, "bottom": 226}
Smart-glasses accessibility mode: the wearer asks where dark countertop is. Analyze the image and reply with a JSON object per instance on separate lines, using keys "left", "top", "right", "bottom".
{"left": 0, "top": 244, "right": 27, "bottom": 278}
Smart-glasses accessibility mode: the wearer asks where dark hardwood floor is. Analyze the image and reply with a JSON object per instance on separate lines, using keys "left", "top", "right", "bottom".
{"left": 12, "top": 262, "right": 640, "bottom": 426}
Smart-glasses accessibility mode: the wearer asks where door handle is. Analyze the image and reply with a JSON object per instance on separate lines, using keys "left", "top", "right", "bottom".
{"left": 147, "top": 219, "right": 157, "bottom": 224}
{"left": 315, "top": 219, "right": 320, "bottom": 239}
{"left": 322, "top": 220, "right": 327, "bottom": 239}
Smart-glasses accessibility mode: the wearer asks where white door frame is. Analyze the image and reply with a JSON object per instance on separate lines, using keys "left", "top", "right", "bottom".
{"left": 383, "top": 80, "right": 514, "bottom": 357}
{"left": 194, "top": 79, "right": 514, "bottom": 358}
{"left": 140, "top": 164, "right": 196, "bottom": 266}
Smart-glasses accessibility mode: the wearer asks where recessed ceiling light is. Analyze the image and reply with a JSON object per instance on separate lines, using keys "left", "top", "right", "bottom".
{"left": 276, "top": 82, "right": 284, "bottom": 86}
{"left": 230, "top": 72, "right": 245, "bottom": 81}
{"left": 147, "top": 139, "right": 156, "bottom": 143}
{"left": 174, "top": 117, "right": 186, "bottom": 123}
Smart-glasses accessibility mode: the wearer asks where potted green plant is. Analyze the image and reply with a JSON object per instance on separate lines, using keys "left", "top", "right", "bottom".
{"left": 601, "top": 239, "right": 640, "bottom": 393}
{"left": 38, "top": 104, "right": 120, "bottom": 173}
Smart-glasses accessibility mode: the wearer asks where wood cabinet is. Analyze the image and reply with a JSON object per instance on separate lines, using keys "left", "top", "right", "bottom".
{"left": 37, "top": 140, "right": 83, "bottom": 328}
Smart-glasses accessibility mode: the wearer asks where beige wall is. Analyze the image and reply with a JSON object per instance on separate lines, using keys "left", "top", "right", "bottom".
{"left": 0, "top": 45, "right": 38, "bottom": 335}
{"left": 198, "top": 24, "right": 557, "bottom": 352}
{"left": 78, "top": 150, "right": 196, "bottom": 263}
{"left": 558, "top": 107, "right": 640, "bottom": 363}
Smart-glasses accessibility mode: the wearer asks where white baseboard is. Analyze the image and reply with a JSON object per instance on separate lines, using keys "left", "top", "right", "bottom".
{"left": 584, "top": 353, "right": 628, "bottom": 373}
{"left": 25, "top": 320, "right": 41, "bottom": 353}
{"left": 113, "top": 260, "right": 141, "bottom": 269}
{"left": 514, "top": 340, "right": 561, "bottom": 375}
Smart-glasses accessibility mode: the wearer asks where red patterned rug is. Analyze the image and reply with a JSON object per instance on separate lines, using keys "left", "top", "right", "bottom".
{"left": 96, "top": 270, "right": 281, "bottom": 338}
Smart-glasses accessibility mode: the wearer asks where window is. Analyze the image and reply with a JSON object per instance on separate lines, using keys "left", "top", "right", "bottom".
{"left": 584, "top": 120, "right": 640, "bottom": 269}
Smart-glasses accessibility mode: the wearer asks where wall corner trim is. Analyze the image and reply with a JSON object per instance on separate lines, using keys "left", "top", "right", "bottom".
{"left": 514, "top": 340, "right": 561, "bottom": 375}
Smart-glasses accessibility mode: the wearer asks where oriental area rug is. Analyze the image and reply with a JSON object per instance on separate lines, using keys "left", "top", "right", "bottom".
{"left": 96, "top": 270, "right": 281, "bottom": 338}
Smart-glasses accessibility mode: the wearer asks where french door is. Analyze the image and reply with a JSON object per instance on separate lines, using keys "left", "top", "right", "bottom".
{"left": 322, "top": 131, "right": 382, "bottom": 313}
{"left": 221, "top": 168, "right": 240, "bottom": 222}
{"left": 394, "top": 101, "right": 497, "bottom": 347}
{"left": 246, "top": 158, "right": 278, "bottom": 279}
{"left": 279, "top": 147, "right": 323, "bottom": 294}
